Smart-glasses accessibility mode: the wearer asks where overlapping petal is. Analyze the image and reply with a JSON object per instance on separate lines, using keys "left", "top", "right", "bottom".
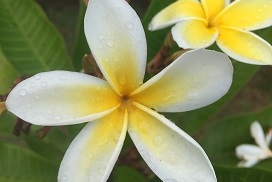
{"left": 250, "top": 121, "right": 268, "bottom": 150}
{"left": 213, "top": 0, "right": 272, "bottom": 30}
{"left": 128, "top": 102, "right": 216, "bottom": 182}
{"left": 172, "top": 20, "right": 218, "bottom": 48}
{"left": 131, "top": 49, "right": 233, "bottom": 112}
{"left": 84, "top": 0, "right": 147, "bottom": 95}
{"left": 236, "top": 144, "right": 266, "bottom": 160}
{"left": 6, "top": 71, "right": 120, "bottom": 126}
{"left": 58, "top": 109, "right": 127, "bottom": 182}
{"left": 200, "top": 0, "right": 229, "bottom": 21}
{"left": 217, "top": 26, "right": 272, "bottom": 65}
{"left": 149, "top": 0, "right": 205, "bottom": 31}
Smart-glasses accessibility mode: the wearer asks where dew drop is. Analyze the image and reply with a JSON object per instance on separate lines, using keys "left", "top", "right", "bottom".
{"left": 59, "top": 74, "right": 66, "bottom": 81}
{"left": 55, "top": 116, "right": 61, "bottom": 120}
{"left": 153, "top": 135, "right": 164, "bottom": 146}
{"left": 62, "top": 175, "right": 67, "bottom": 181}
{"left": 19, "top": 89, "right": 27, "bottom": 96}
{"left": 117, "top": 75, "right": 127, "bottom": 85}
{"left": 47, "top": 110, "right": 53, "bottom": 114}
{"left": 34, "top": 95, "right": 40, "bottom": 100}
{"left": 97, "top": 136, "right": 108, "bottom": 146}
{"left": 26, "top": 104, "right": 32, "bottom": 108}
{"left": 164, "top": 179, "right": 178, "bottom": 182}
{"left": 41, "top": 82, "right": 47, "bottom": 87}
{"left": 30, "top": 82, "right": 35, "bottom": 88}
{"left": 126, "top": 21, "right": 134, "bottom": 29}
{"left": 98, "top": 35, "right": 104, "bottom": 40}
{"left": 106, "top": 40, "right": 114, "bottom": 47}
{"left": 34, "top": 74, "right": 41, "bottom": 80}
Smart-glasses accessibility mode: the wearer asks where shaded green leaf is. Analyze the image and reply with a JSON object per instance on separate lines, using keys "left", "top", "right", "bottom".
{"left": 112, "top": 166, "right": 148, "bottom": 182}
{"left": 0, "top": 142, "right": 58, "bottom": 182}
{"left": 72, "top": 1, "right": 89, "bottom": 71}
{"left": 0, "top": 48, "right": 21, "bottom": 94}
{"left": 215, "top": 166, "right": 272, "bottom": 182}
{"left": 200, "top": 104, "right": 272, "bottom": 171}
{"left": 0, "top": 0, "right": 74, "bottom": 75}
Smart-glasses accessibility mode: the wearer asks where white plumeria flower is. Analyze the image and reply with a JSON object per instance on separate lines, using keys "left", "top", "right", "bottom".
{"left": 236, "top": 121, "right": 272, "bottom": 168}
{"left": 6, "top": 0, "right": 233, "bottom": 181}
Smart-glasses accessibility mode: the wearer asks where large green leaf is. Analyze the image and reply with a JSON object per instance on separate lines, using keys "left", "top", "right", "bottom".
{"left": 200, "top": 104, "right": 272, "bottom": 170}
{"left": 0, "top": 0, "right": 74, "bottom": 75}
{"left": 112, "top": 166, "right": 148, "bottom": 182}
{"left": 72, "top": 1, "right": 89, "bottom": 71}
{"left": 0, "top": 143, "right": 58, "bottom": 182}
{"left": 215, "top": 166, "right": 272, "bottom": 182}
{"left": 0, "top": 48, "right": 20, "bottom": 94}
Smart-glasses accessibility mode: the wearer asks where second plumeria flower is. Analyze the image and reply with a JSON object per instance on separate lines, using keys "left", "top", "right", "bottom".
{"left": 149, "top": 0, "right": 272, "bottom": 65}
{"left": 6, "top": 0, "right": 233, "bottom": 181}
{"left": 236, "top": 121, "right": 272, "bottom": 167}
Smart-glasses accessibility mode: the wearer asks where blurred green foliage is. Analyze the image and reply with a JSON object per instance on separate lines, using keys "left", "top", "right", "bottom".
{"left": 0, "top": 0, "right": 272, "bottom": 181}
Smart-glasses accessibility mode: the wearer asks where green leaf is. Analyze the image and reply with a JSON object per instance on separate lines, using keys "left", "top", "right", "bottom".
{"left": 200, "top": 104, "right": 272, "bottom": 171}
{"left": 215, "top": 166, "right": 272, "bottom": 182}
{"left": 112, "top": 166, "right": 148, "bottom": 182}
{"left": 0, "top": 0, "right": 74, "bottom": 75}
{"left": 0, "top": 48, "right": 21, "bottom": 94}
{"left": 72, "top": 1, "right": 90, "bottom": 71}
{"left": 0, "top": 142, "right": 58, "bottom": 182}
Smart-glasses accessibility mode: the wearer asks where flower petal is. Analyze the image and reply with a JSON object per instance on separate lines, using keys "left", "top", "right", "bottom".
{"left": 236, "top": 144, "right": 266, "bottom": 160}
{"left": 266, "top": 129, "right": 272, "bottom": 146}
{"left": 6, "top": 71, "right": 120, "bottom": 126}
{"left": 128, "top": 102, "right": 216, "bottom": 182}
{"left": 217, "top": 26, "right": 272, "bottom": 65}
{"left": 213, "top": 0, "right": 272, "bottom": 30}
{"left": 250, "top": 121, "right": 268, "bottom": 150}
{"left": 238, "top": 160, "right": 259, "bottom": 168}
{"left": 149, "top": 0, "right": 205, "bottom": 31}
{"left": 172, "top": 20, "right": 218, "bottom": 49}
{"left": 201, "top": 0, "right": 230, "bottom": 21}
{"left": 131, "top": 49, "right": 233, "bottom": 112}
{"left": 84, "top": 0, "right": 147, "bottom": 95}
{"left": 58, "top": 109, "right": 127, "bottom": 182}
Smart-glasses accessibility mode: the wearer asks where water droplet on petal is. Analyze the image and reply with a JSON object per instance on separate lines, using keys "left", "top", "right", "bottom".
{"left": 126, "top": 21, "right": 134, "bottom": 29}
{"left": 30, "top": 82, "right": 35, "bottom": 88}
{"left": 34, "top": 74, "right": 41, "bottom": 80}
{"left": 19, "top": 89, "right": 27, "bottom": 96}
{"left": 55, "top": 116, "right": 61, "bottom": 120}
{"left": 106, "top": 40, "right": 114, "bottom": 47}
{"left": 118, "top": 75, "right": 127, "bottom": 85}
{"left": 164, "top": 179, "right": 178, "bottom": 182}
{"left": 59, "top": 74, "right": 66, "bottom": 81}
{"left": 62, "top": 175, "right": 67, "bottom": 181}
{"left": 47, "top": 110, "right": 53, "bottom": 114}
{"left": 41, "top": 82, "right": 47, "bottom": 87}
{"left": 153, "top": 135, "right": 164, "bottom": 146}
{"left": 34, "top": 95, "right": 40, "bottom": 100}
{"left": 98, "top": 35, "right": 104, "bottom": 40}
{"left": 26, "top": 104, "right": 32, "bottom": 108}
{"left": 97, "top": 136, "right": 108, "bottom": 146}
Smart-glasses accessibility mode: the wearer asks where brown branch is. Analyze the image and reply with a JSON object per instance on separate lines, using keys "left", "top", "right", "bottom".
{"left": 147, "top": 32, "right": 175, "bottom": 74}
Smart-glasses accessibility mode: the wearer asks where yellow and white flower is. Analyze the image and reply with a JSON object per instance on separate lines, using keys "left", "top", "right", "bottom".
{"left": 6, "top": 0, "right": 233, "bottom": 181}
{"left": 149, "top": 0, "right": 272, "bottom": 65}
{"left": 236, "top": 121, "right": 272, "bottom": 167}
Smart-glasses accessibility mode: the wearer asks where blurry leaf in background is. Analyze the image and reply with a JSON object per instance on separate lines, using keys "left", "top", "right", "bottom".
{"left": 112, "top": 166, "right": 148, "bottom": 182}
{"left": 72, "top": 1, "right": 90, "bottom": 71}
{"left": 0, "top": 0, "right": 74, "bottom": 76}
{"left": 0, "top": 143, "right": 58, "bottom": 182}
{"left": 201, "top": 104, "right": 272, "bottom": 171}
{"left": 215, "top": 166, "right": 272, "bottom": 182}
{"left": 0, "top": 48, "right": 20, "bottom": 94}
